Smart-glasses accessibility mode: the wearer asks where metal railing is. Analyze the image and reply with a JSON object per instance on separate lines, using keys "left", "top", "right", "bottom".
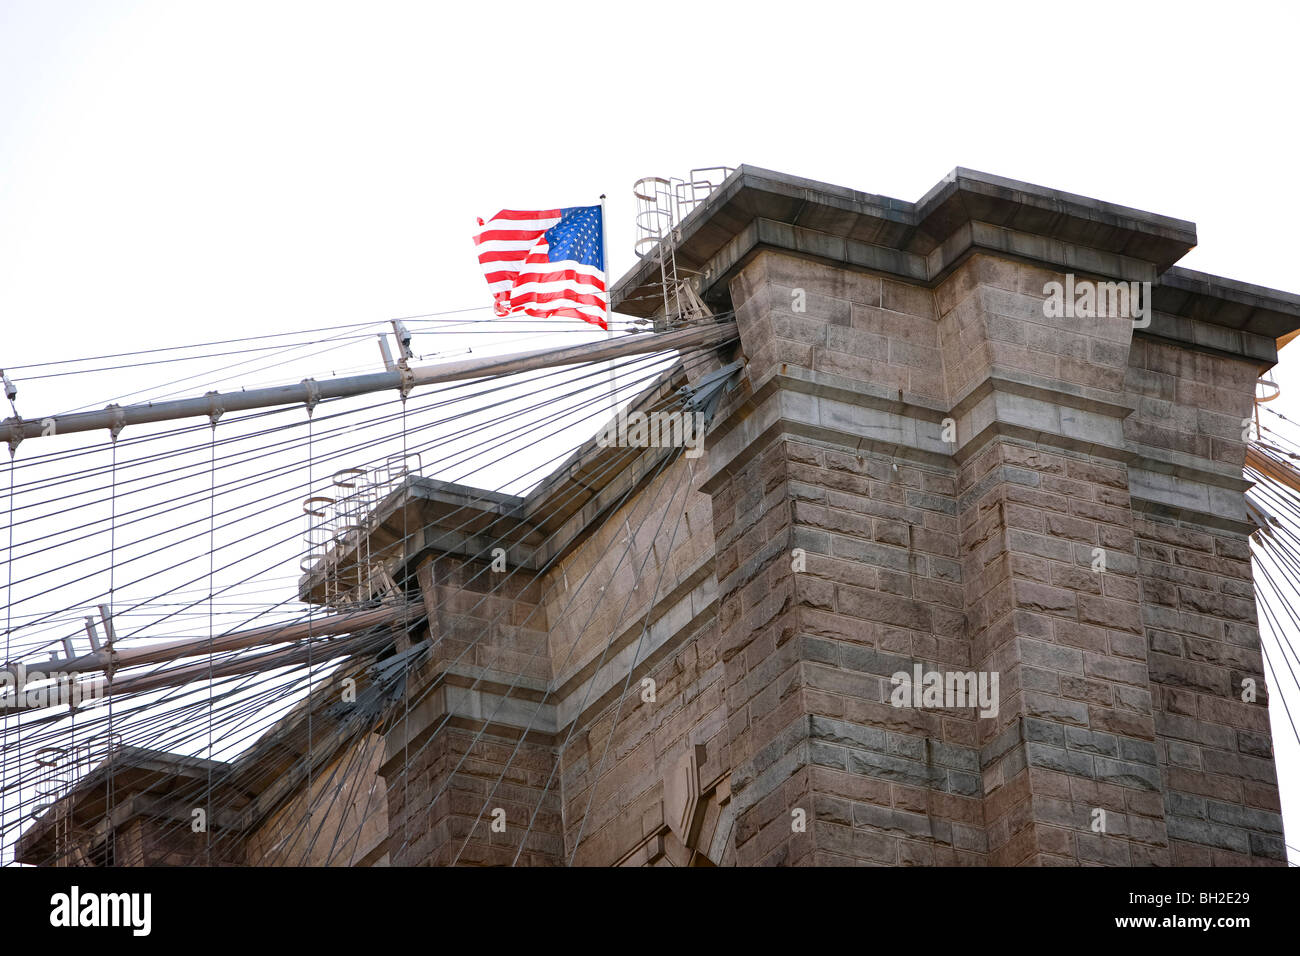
{"left": 300, "top": 454, "right": 423, "bottom": 607}
{"left": 632, "top": 167, "right": 733, "bottom": 329}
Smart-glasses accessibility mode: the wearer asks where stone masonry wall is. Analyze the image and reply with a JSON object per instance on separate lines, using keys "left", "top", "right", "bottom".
{"left": 687, "top": 245, "right": 1285, "bottom": 867}
{"left": 549, "top": 456, "right": 723, "bottom": 865}
{"left": 368, "top": 243, "right": 1286, "bottom": 867}
{"left": 380, "top": 553, "right": 563, "bottom": 865}
{"left": 1124, "top": 335, "right": 1283, "bottom": 863}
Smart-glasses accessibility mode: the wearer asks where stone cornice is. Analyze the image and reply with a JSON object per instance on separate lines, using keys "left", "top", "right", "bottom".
{"left": 611, "top": 166, "right": 1300, "bottom": 360}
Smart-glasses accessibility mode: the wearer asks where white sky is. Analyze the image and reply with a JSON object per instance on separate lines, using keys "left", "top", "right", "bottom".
{"left": 2, "top": 0, "right": 1298, "bottom": 864}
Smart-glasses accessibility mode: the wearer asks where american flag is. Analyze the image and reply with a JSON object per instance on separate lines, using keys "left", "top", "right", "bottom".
{"left": 473, "top": 205, "right": 607, "bottom": 330}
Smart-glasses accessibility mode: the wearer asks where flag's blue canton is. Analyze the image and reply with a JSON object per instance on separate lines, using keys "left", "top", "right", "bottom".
{"left": 544, "top": 205, "right": 603, "bottom": 270}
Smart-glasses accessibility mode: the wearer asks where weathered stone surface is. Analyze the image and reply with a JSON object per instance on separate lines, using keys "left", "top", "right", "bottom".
{"left": 42, "top": 166, "right": 1292, "bottom": 870}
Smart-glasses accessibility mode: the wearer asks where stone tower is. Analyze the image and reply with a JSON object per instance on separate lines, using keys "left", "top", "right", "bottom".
{"left": 591, "top": 166, "right": 1294, "bottom": 865}
{"left": 19, "top": 167, "right": 1294, "bottom": 867}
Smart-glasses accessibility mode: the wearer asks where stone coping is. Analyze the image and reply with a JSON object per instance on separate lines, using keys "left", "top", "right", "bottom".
{"left": 610, "top": 166, "right": 1300, "bottom": 346}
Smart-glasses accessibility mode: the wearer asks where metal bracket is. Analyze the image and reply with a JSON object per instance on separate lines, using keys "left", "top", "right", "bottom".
{"left": 205, "top": 391, "right": 224, "bottom": 426}
{"left": 391, "top": 320, "right": 414, "bottom": 362}
{"left": 398, "top": 365, "right": 415, "bottom": 400}
{"left": 98, "top": 604, "right": 118, "bottom": 681}
{"left": 377, "top": 335, "right": 396, "bottom": 372}
{"left": 106, "top": 404, "right": 127, "bottom": 442}
{"left": 302, "top": 378, "right": 321, "bottom": 416}
{"left": 3, "top": 416, "right": 22, "bottom": 457}
{"left": 677, "top": 359, "right": 744, "bottom": 426}
{"left": 84, "top": 616, "right": 101, "bottom": 652}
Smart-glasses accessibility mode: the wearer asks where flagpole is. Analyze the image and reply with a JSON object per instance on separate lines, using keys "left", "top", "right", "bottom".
{"left": 601, "top": 193, "right": 616, "bottom": 414}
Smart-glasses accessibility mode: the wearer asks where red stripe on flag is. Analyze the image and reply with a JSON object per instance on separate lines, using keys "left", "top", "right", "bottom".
{"left": 480, "top": 209, "right": 562, "bottom": 222}
{"left": 476, "top": 251, "right": 534, "bottom": 265}
{"left": 474, "top": 229, "right": 552, "bottom": 243}
{"left": 510, "top": 289, "right": 607, "bottom": 309}
{"left": 514, "top": 269, "right": 606, "bottom": 290}
{"left": 522, "top": 306, "right": 607, "bottom": 330}
{"left": 488, "top": 269, "right": 606, "bottom": 291}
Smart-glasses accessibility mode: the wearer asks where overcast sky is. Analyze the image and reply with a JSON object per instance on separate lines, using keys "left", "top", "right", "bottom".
{"left": 2, "top": 0, "right": 1298, "bottom": 863}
